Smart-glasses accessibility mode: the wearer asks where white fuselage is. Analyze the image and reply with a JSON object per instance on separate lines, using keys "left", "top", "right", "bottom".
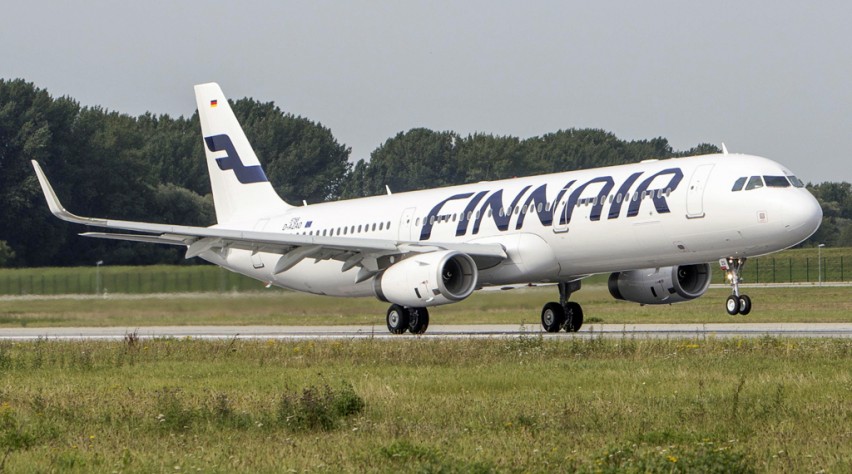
{"left": 202, "top": 153, "right": 822, "bottom": 297}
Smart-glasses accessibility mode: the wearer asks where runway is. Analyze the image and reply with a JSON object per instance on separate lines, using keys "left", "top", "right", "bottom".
{"left": 0, "top": 323, "right": 850, "bottom": 340}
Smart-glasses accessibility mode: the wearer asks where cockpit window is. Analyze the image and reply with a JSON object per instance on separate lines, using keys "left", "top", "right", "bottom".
{"left": 745, "top": 176, "right": 764, "bottom": 191}
{"left": 763, "top": 176, "right": 791, "bottom": 188}
{"left": 787, "top": 175, "right": 805, "bottom": 188}
{"left": 731, "top": 177, "right": 747, "bottom": 192}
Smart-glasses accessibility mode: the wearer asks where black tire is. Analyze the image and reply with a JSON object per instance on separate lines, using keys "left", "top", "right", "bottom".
{"left": 738, "top": 294, "right": 752, "bottom": 315}
{"left": 726, "top": 295, "right": 740, "bottom": 315}
{"left": 386, "top": 304, "right": 409, "bottom": 334}
{"left": 563, "top": 302, "right": 584, "bottom": 332}
{"left": 408, "top": 307, "right": 430, "bottom": 334}
{"left": 541, "top": 302, "right": 565, "bottom": 332}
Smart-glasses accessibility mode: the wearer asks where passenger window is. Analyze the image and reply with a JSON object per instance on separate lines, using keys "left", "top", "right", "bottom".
{"left": 764, "top": 176, "right": 790, "bottom": 187}
{"left": 745, "top": 176, "right": 764, "bottom": 190}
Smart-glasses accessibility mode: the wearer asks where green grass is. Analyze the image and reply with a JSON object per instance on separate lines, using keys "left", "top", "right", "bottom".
{"left": 0, "top": 337, "right": 848, "bottom": 472}
{"left": 1, "top": 284, "right": 850, "bottom": 327}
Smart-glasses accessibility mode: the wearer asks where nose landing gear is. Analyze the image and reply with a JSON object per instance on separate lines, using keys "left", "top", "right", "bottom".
{"left": 721, "top": 257, "right": 752, "bottom": 315}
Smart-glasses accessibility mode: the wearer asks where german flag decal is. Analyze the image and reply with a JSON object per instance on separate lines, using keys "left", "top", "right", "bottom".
{"left": 210, "top": 99, "right": 218, "bottom": 108}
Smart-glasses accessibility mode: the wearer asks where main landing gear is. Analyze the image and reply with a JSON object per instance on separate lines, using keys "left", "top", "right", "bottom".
{"left": 541, "top": 281, "right": 584, "bottom": 333}
{"left": 386, "top": 304, "right": 430, "bottom": 334}
{"left": 721, "top": 257, "right": 752, "bottom": 316}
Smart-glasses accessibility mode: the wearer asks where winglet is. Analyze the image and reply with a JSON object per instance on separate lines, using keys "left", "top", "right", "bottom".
{"left": 31, "top": 161, "right": 106, "bottom": 226}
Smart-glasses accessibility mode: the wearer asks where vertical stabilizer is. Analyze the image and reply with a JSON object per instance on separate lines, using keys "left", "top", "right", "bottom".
{"left": 194, "top": 83, "right": 290, "bottom": 224}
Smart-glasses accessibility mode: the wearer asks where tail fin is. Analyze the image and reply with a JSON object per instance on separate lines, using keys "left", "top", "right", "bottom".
{"left": 194, "top": 82, "right": 291, "bottom": 224}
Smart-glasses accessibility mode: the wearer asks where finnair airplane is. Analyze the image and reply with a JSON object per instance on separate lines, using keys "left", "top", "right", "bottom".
{"left": 32, "top": 83, "right": 822, "bottom": 334}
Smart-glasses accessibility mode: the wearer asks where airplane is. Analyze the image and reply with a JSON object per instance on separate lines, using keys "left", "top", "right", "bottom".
{"left": 32, "top": 83, "right": 823, "bottom": 334}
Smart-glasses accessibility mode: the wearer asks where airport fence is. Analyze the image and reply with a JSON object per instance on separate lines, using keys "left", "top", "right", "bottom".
{"left": 0, "top": 265, "right": 267, "bottom": 296}
{"left": 0, "top": 254, "right": 847, "bottom": 296}
{"left": 736, "top": 256, "right": 846, "bottom": 285}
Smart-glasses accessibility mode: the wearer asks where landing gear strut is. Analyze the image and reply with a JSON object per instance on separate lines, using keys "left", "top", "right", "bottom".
{"left": 541, "top": 281, "right": 584, "bottom": 332}
{"left": 386, "top": 304, "right": 430, "bottom": 334}
{"left": 721, "top": 257, "right": 752, "bottom": 316}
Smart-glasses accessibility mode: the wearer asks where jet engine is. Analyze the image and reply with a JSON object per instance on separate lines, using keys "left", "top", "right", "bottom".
{"left": 373, "top": 250, "right": 478, "bottom": 307}
{"left": 608, "top": 263, "right": 711, "bottom": 305}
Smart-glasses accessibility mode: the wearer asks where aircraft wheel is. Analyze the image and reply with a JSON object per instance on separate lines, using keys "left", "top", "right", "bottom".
{"left": 738, "top": 295, "right": 752, "bottom": 315}
{"left": 725, "top": 295, "right": 740, "bottom": 315}
{"left": 386, "top": 304, "right": 409, "bottom": 334}
{"left": 408, "top": 307, "right": 430, "bottom": 334}
{"left": 541, "top": 302, "right": 565, "bottom": 333}
{"left": 563, "top": 302, "right": 584, "bottom": 332}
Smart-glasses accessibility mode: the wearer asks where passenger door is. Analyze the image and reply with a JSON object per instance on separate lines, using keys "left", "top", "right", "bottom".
{"left": 686, "top": 164, "right": 714, "bottom": 219}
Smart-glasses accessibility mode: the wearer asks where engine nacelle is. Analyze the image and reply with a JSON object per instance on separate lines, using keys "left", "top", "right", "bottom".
{"left": 373, "top": 250, "right": 478, "bottom": 307}
{"left": 608, "top": 263, "right": 711, "bottom": 305}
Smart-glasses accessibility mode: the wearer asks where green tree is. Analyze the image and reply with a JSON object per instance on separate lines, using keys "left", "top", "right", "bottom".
{"left": 0, "top": 241, "right": 14, "bottom": 267}
{"left": 454, "top": 133, "right": 524, "bottom": 182}
{"left": 0, "top": 79, "right": 80, "bottom": 266}
{"left": 358, "top": 128, "right": 460, "bottom": 196}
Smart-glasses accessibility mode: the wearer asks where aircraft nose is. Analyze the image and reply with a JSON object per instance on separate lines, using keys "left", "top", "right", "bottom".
{"left": 785, "top": 190, "right": 822, "bottom": 240}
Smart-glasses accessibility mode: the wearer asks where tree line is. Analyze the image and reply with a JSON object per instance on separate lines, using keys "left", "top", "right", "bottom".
{"left": 0, "top": 79, "right": 847, "bottom": 268}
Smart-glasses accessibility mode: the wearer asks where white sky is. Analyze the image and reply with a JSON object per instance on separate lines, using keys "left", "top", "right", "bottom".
{"left": 2, "top": 1, "right": 850, "bottom": 183}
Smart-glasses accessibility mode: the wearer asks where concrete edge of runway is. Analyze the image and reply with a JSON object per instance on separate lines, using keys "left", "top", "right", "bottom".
{"left": 0, "top": 323, "right": 850, "bottom": 340}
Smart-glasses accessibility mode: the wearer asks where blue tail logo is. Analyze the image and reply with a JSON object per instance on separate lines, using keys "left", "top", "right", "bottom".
{"left": 204, "top": 134, "right": 268, "bottom": 184}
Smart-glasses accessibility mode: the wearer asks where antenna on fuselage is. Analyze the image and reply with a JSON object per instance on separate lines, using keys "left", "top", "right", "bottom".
{"left": 385, "top": 185, "right": 393, "bottom": 195}
{"left": 721, "top": 143, "right": 729, "bottom": 155}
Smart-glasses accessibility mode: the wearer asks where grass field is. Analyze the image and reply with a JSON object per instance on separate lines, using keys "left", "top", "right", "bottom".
{"left": 0, "top": 337, "right": 848, "bottom": 472}
{"left": 1, "top": 284, "right": 850, "bottom": 328}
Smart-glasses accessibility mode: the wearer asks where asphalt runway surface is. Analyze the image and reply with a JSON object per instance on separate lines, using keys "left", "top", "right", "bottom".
{"left": 0, "top": 323, "right": 850, "bottom": 340}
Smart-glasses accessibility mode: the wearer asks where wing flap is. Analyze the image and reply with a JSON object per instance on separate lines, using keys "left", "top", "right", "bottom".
{"left": 81, "top": 232, "right": 192, "bottom": 246}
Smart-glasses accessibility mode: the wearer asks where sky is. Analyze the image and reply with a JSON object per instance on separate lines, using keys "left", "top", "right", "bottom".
{"left": 2, "top": 1, "right": 850, "bottom": 183}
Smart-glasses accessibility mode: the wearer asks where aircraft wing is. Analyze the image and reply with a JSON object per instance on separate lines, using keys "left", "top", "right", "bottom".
{"left": 32, "top": 161, "right": 507, "bottom": 273}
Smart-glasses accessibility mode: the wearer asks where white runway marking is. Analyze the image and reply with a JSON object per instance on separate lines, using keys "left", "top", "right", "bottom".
{"left": 0, "top": 323, "right": 850, "bottom": 340}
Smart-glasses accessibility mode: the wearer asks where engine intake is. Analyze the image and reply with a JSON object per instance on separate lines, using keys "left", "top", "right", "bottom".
{"left": 608, "top": 263, "right": 711, "bottom": 305}
{"left": 374, "top": 250, "right": 478, "bottom": 307}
